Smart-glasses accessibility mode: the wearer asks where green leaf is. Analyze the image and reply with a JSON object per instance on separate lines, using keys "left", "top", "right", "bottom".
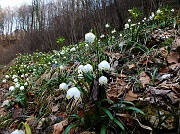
{"left": 24, "top": 122, "right": 32, "bottom": 134}
{"left": 100, "top": 124, "right": 106, "bottom": 134}
{"left": 113, "top": 118, "right": 125, "bottom": 131}
{"left": 64, "top": 123, "right": 78, "bottom": 134}
{"left": 122, "top": 106, "right": 145, "bottom": 115}
{"left": 85, "top": 73, "right": 94, "bottom": 82}
{"left": 118, "top": 100, "right": 135, "bottom": 106}
{"left": 100, "top": 107, "right": 113, "bottom": 120}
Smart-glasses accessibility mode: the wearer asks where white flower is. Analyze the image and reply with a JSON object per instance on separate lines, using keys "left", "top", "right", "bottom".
{"left": 99, "top": 76, "right": 108, "bottom": 85}
{"left": 144, "top": 17, "right": 147, "bottom": 20}
{"left": 125, "top": 24, "right": 129, "bottom": 29}
{"left": 78, "top": 73, "right": 84, "bottom": 79}
{"left": 60, "top": 50, "right": 65, "bottom": 55}
{"left": 66, "top": 87, "right": 81, "bottom": 100}
{"left": 151, "top": 12, "right": 155, "bottom": 18}
{"left": 85, "top": 32, "right": 96, "bottom": 43}
{"left": 25, "top": 74, "right": 28, "bottom": 77}
{"left": 111, "top": 29, "right": 116, "bottom": 34}
{"left": 5, "top": 75, "right": 10, "bottom": 79}
{"left": 59, "top": 83, "right": 68, "bottom": 90}
{"left": 70, "top": 47, "right": 76, "bottom": 52}
{"left": 14, "top": 78, "right": 18, "bottom": 83}
{"left": 78, "top": 65, "right": 84, "bottom": 74}
{"left": 12, "top": 75, "right": 17, "bottom": 79}
{"left": 15, "top": 83, "right": 20, "bottom": 88}
{"left": 60, "top": 65, "right": 65, "bottom": 70}
{"left": 98, "top": 60, "right": 110, "bottom": 71}
{"left": 83, "top": 64, "right": 93, "bottom": 73}
{"left": 171, "top": 9, "right": 174, "bottom": 12}
{"left": 24, "top": 82, "right": 28, "bottom": 86}
{"left": 105, "top": 24, "right": 110, "bottom": 28}
{"left": 20, "top": 86, "right": 25, "bottom": 90}
{"left": 1, "top": 100, "right": 9, "bottom": 107}
{"left": 2, "top": 79, "right": 6, "bottom": 83}
{"left": 9, "top": 86, "right": 15, "bottom": 91}
{"left": 21, "top": 74, "right": 24, "bottom": 78}
{"left": 85, "top": 44, "right": 89, "bottom": 47}
{"left": 119, "top": 33, "right": 123, "bottom": 37}
{"left": 128, "top": 19, "right": 131, "bottom": 22}
{"left": 11, "top": 129, "right": 25, "bottom": 134}
{"left": 100, "top": 34, "right": 105, "bottom": 38}
{"left": 156, "top": 9, "right": 161, "bottom": 14}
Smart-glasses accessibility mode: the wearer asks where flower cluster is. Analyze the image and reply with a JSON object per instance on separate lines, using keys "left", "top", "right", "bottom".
{"left": 66, "top": 87, "right": 81, "bottom": 100}
{"left": 98, "top": 60, "right": 110, "bottom": 72}
{"left": 85, "top": 32, "right": 96, "bottom": 43}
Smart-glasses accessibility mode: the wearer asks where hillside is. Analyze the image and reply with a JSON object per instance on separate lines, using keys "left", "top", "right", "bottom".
{"left": 0, "top": 6, "right": 180, "bottom": 134}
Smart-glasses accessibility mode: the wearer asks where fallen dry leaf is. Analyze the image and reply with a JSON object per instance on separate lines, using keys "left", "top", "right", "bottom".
{"left": 167, "top": 51, "right": 179, "bottom": 64}
{"left": 124, "top": 90, "right": 138, "bottom": 101}
{"left": 52, "top": 104, "right": 59, "bottom": 112}
{"left": 128, "top": 64, "right": 135, "bottom": 69}
{"left": 53, "top": 120, "right": 68, "bottom": 134}
{"left": 139, "top": 71, "right": 151, "bottom": 87}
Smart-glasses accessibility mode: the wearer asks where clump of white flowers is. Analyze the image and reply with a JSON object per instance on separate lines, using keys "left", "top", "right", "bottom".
{"left": 66, "top": 87, "right": 81, "bottom": 100}
{"left": 59, "top": 83, "right": 68, "bottom": 90}
{"left": 99, "top": 76, "right": 108, "bottom": 85}
{"left": 98, "top": 60, "right": 110, "bottom": 72}
{"left": 85, "top": 32, "right": 96, "bottom": 43}
{"left": 83, "top": 64, "right": 93, "bottom": 73}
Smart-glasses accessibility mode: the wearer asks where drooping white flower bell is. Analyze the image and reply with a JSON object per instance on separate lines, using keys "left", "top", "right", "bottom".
{"left": 11, "top": 129, "right": 25, "bottom": 134}
{"left": 9, "top": 86, "right": 15, "bottom": 91}
{"left": 125, "top": 23, "right": 129, "bottom": 29}
{"left": 20, "top": 86, "right": 25, "bottom": 91}
{"left": 85, "top": 32, "right": 96, "bottom": 43}
{"left": 66, "top": 87, "right": 81, "bottom": 100}
{"left": 78, "top": 65, "right": 84, "bottom": 74}
{"left": 98, "top": 60, "right": 110, "bottom": 72}
{"left": 59, "top": 83, "right": 68, "bottom": 90}
{"left": 83, "top": 64, "right": 93, "bottom": 73}
{"left": 99, "top": 76, "right": 108, "bottom": 85}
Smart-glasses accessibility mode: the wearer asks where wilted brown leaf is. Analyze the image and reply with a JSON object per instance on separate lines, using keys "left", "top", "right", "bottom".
{"left": 134, "top": 118, "right": 152, "bottom": 134}
{"left": 128, "top": 64, "right": 135, "bottom": 69}
{"left": 53, "top": 120, "right": 68, "bottom": 134}
{"left": 167, "top": 51, "right": 179, "bottom": 64}
{"left": 52, "top": 104, "right": 59, "bottom": 112}
{"left": 139, "top": 72, "right": 151, "bottom": 87}
{"left": 106, "top": 78, "right": 126, "bottom": 101}
{"left": 124, "top": 90, "right": 138, "bottom": 101}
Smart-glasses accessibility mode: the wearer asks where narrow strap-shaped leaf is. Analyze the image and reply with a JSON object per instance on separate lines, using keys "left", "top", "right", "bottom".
{"left": 100, "top": 107, "right": 114, "bottom": 120}
{"left": 64, "top": 123, "right": 78, "bottom": 134}
{"left": 122, "top": 106, "right": 145, "bottom": 115}
{"left": 100, "top": 124, "right": 106, "bottom": 134}
{"left": 113, "top": 118, "right": 125, "bottom": 131}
